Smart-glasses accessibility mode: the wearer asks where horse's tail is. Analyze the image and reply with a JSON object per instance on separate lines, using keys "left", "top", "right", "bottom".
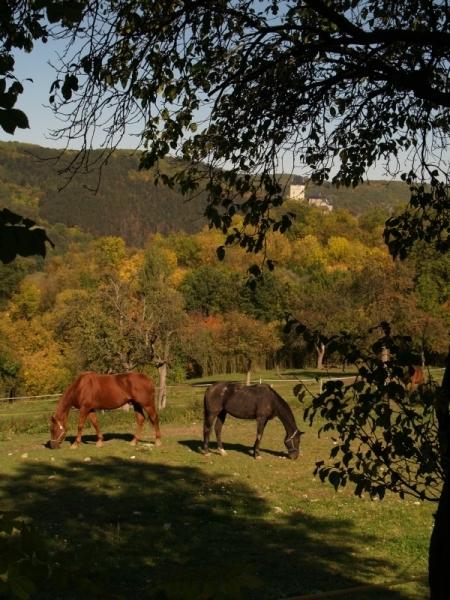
{"left": 203, "top": 383, "right": 214, "bottom": 412}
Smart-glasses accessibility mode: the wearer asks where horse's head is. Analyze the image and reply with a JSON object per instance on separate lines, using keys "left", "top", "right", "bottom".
{"left": 284, "top": 429, "right": 303, "bottom": 460}
{"left": 48, "top": 415, "right": 66, "bottom": 449}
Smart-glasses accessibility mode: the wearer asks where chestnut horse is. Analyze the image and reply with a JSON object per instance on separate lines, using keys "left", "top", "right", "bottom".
{"left": 49, "top": 372, "right": 161, "bottom": 449}
{"left": 203, "top": 382, "right": 302, "bottom": 459}
{"left": 402, "top": 365, "right": 425, "bottom": 391}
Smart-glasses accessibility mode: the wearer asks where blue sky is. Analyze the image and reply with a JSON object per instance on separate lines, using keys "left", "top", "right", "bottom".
{"left": 0, "top": 40, "right": 140, "bottom": 150}
{"left": 0, "top": 41, "right": 69, "bottom": 147}
{"left": 1, "top": 40, "right": 396, "bottom": 180}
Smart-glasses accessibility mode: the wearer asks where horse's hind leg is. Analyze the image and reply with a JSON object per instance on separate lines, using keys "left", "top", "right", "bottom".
{"left": 88, "top": 412, "right": 104, "bottom": 447}
{"left": 214, "top": 410, "right": 227, "bottom": 456}
{"left": 253, "top": 416, "right": 268, "bottom": 459}
{"left": 142, "top": 404, "right": 162, "bottom": 446}
{"left": 203, "top": 412, "right": 216, "bottom": 456}
{"left": 131, "top": 405, "right": 145, "bottom": 446}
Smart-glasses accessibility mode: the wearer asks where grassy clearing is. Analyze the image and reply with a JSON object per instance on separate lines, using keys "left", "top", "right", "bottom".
{"left": 0, "top": 373, "right": 435, "bottom": 599}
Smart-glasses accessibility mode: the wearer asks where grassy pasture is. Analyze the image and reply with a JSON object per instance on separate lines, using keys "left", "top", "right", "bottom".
{"left": 0, "top": 372, "right": 436, "bottom": 599}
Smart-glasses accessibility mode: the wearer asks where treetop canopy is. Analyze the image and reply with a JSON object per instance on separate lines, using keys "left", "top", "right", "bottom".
{"left": 2, "top": 0, "right": 450, "bottom": 261}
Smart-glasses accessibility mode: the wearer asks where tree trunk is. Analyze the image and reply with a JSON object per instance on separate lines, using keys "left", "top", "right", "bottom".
{"left": 315, "top": 342, "right": 325, "bottom": 370}
{"left": 155, "top": 332, "right": 173, "bottom": 410}
{"left": 429, "top": 479, "right": 450, "bottom": 599}
{"left": 428, "top": 346, "right": 450, "bottom": 600}
{"left": 158, "top": 362, "right": 167, "bottom": 410}
{"left": 246, "top": 357, "right": 252, "bottom": 385}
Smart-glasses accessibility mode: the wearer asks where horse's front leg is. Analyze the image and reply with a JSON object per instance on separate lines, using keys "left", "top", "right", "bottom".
{"left": 253, "top": 416, "right": 268, "bottom": 459}
{"left": 71, "top": 407, "right": 91, "bottom": 448}
{"left": 88, "top": 412, "right": 104, "bottom": 447}
{"left": 214, "top": 410, "right": 227, "bottom": 456}
{"left": 131, "top": 407, "right": 145, "bottom": 446}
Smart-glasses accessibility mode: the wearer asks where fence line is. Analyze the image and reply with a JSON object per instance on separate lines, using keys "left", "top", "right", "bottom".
{"left": 0, "top": 384, "right": 204, "bottom": 404}
{"left": 2, "top": 366, "right": 445, "bottom": 404}
{"left": 0, "top": 410, "right": 53, "bottom": 417}
{"left": 0, "top": 393, "right": 60, "bottom": 402}
{"left": 0, "top": 378, "right": 322, "bottom": 405}
{"left": 2, "top": 368, "right": 440, "bottom": 418}
{"left": 256, "top": 378, "right": 317, "bottom": 384}
{"left": 318, "top": 375, "right": 357, "bottom": 393}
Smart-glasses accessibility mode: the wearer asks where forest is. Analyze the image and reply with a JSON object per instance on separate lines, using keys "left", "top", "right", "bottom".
{"left": 1, "top": 143, "right": 449, "bottom": 402}
{"left": 0, "top": 140, "right": 410, "bottom": 243}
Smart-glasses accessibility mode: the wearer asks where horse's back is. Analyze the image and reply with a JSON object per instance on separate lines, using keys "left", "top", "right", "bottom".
{"left": 403, "top": 365, "right": 425, "bottom": 389}
{"left": 69, "top": 371, "right": 155, "bottom": 409}
{"left": 204, "top": 382, "right": 275, "bottom": 418}
{"left": 410, "top": 366, "right": 425, "bottom": 387}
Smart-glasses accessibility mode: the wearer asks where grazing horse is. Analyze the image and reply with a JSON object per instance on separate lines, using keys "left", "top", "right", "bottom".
{"left": 203, "top": 382, "right": 302, "bottom": 459}
{"left": 48, "top": 372, "right": 161, "bottom": 449}
{"left": 402, "top": 365, "right": 425, "bottom": 392}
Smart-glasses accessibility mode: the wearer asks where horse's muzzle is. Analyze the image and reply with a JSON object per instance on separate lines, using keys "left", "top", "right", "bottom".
{"left": 47, "top": 440, "right": 61, "bottom": 449}
{"left": 288, "top": 451, "right": 299, "bottom": 460}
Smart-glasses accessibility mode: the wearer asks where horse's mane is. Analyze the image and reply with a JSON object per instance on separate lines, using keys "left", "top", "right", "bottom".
{"left": 268, "top": 386, "right": 298, "bottom": 431}
{"left": 55, "top": 377, "right": 79, "bottom": 421}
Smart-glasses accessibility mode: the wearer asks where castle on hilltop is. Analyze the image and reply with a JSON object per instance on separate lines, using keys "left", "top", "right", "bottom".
{"left": 288, "top": 177, "right": 333, "bottom": 212}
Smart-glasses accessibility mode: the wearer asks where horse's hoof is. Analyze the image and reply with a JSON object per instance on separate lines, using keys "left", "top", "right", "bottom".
{"left": 155, "top": 439, "right": 162, "bottom": 447}
{"left": 129, "top": 439, "right": 137, "bottom": 446}
{"left": 219, "top": 448, "right": 227, "bottom": 456}
{"left": 203, "top": 450, "right": 211, "bottom": 456}
{"left": 70, "top": 443, "right": 79, "bottom": 449}
{"left": 96, "top": 440, "right": 104, "bottom": 448}
{"left": 255, "top": 455, "right": 262, "bottom": 460}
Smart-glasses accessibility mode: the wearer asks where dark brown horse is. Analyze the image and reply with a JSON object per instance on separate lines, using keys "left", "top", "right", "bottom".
{"left": 49, "top": 372, "right": 161, "bottom": 449}
{"left": 203, "top": 382, "right": 302, "bottom": 459}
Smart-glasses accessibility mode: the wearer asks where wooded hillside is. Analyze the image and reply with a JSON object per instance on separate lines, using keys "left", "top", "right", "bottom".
{"left": 0, "top": 141, "right": 409, "bottom": 247}
{"left": 0, "top": 142, "right": 207, "bottom": 246}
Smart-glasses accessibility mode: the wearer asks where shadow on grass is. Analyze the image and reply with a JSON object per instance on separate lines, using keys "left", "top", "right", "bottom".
{"left": 65, "top": 432, "right": 135, "bottom": 445}
{"left": 179, "top": 439, "right": 286, "bottom": 459}
{"left": 1, "top": 458, "right": 418, "bottom": 600}
{"left": 282, "top": 370, "right": 355, "bottom": 380}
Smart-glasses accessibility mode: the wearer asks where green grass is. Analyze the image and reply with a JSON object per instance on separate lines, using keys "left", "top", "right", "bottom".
{"left": 0, "top": 374, "right": 436, "bottom": 599}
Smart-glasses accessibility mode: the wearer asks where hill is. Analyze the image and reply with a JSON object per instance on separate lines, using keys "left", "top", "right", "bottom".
{"left": 0, "top": 141, "right": 410, "bottom": 247}
{"left": 0, "top": 142, "right": 207, "bottom": 247}
{"left": 306, "top": 179, "right": 410, "bottom": 213}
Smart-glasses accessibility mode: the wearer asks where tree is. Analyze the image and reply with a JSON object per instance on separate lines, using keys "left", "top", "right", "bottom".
{"left": 294, "top": 325, "right": 442, "bottom": 508}
{"left": 288, "top": 264, "right": 365, "bottom": 368}
{"left": 180, "top": 313, "right": 224, "bottom": 377}
{"left": 0, "top": 1, "right": 83, "bottom": 261}
{"left": 33, "top": 1, "right": 447, "bottom": 263}
{"left": 217, "top": 311, "right": 281, "bottom": 383}
{"left": 5, "top": 1, "right": 450, "bottom": 596}
{"left": 138, "top": 239, "right": 187, "bottom": 407}
{"left": 180, "top": 265, "right": 241, "bottom": 316}
{"left": 0, "top": 332, "right": 20, "bottom": 398}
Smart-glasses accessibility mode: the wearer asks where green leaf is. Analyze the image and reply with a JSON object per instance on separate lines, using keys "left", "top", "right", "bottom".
{"left": 293, "top": 383, "right": 304, "bottom": 397}
{"left": 0, "top": 108, "right": 29, "bottom": 134}
{"left": 0, "top": 210, "right": 53, "bottom": 263}
{"left": 248, "top": 264, "right": 261, "bottom": 277}
{"left": 7, "top": 566, "right": 36, "bottom": 600}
